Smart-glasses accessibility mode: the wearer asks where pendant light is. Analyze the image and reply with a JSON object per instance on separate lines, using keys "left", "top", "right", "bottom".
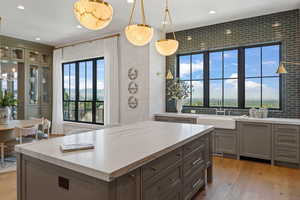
{"left": 155, "top": 0, "right": 178, "bottom": 56}
{"left": 73, "top": 0, "right": 113, "bottom": 30}
{"left": 166, "top": 69, "right": 174, "bottom": 80}
{"left": 125, "top": 0, "right": 154, "bottom": 46}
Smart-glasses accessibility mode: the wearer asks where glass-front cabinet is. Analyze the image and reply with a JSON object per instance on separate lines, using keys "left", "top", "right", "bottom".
{"left": 0, "top": 35, "right": 53, "bottom": 120}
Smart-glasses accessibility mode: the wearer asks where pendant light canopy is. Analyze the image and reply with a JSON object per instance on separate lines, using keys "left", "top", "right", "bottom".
{"left": 73, "top": 0, "right": 113, "bottom": 30}
{"left": 155, "top": 0, "right": 179, "bottom": 56}
{"left": 125, "top": 0, "right": 154, "bottom": 46}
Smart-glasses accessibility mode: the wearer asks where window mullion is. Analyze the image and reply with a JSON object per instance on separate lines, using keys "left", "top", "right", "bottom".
{"left": 204, "top": 51, "right": 209, "bottom": 107}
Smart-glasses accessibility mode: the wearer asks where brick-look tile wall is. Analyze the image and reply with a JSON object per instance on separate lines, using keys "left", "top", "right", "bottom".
{"left": 166, "top": 9, "right": 300, "bottom": 118}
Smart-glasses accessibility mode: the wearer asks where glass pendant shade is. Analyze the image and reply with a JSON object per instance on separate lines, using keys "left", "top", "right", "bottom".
{"left": 156, "top": 39, "right": 179, "bottom": 56}
{"left": 125, "top": 0, "right": 153, "bottom": 46}
{"left": 73, "top": 0, "right": 113, "bottom": 30}
{"left": 276, "top": 63, "right": 288, "bottom": 74}
{"left": 166, "top": 69, "right": 174, "bottom": 80}
{"left": 125, "top": 24, "right": 154, "bottom": 46}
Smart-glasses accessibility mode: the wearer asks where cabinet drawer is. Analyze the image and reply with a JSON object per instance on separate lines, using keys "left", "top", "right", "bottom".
{"left": 183, "top": 170, "right": 205, "bottom": 200}
{"left": 143, "top": 166, "right": 181, "bottom": 200}
{"left": 183, "top": 146, "right": 205, "bottom": 178}
{"left": 155, "top": 116, "right": 197, "bottom": 124}
{"left": 273, "top": 125, "right": 299, "bottom": 134}
{"left": 274, "top": 132, "right": 299, "bottom": 148}
{"left": 274, "top": 146, "right": 299, "bottom": 164}
{"left": 142, "top": 148, "right": 182, "bottom": 182}
{"left": 183, "top": 137, "right": 205, "bottom": 158}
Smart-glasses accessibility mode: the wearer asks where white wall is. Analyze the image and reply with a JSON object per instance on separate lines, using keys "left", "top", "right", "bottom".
{"left": 149, "top": 31, "right": 166, "bottom": 120}
{"left": 119, "top": 32, "right": 150, "bottom": 124}
{"left": 119, "top": 31, "right": 165, "bottom": 124}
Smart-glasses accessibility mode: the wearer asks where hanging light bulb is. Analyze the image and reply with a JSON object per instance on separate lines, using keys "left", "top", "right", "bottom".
{"left": 155, "top": 0, "right": 179, "bottom": 56}
{"left": 125, "top": 0, "right": 154, "bottom": 46}
{"left": 73, "top": 0, "right": 113, "bottom": 30}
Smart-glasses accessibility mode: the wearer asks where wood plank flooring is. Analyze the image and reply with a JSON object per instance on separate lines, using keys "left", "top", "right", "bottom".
{"left": 0, "top": 157, "right": 299, "bottom": 200}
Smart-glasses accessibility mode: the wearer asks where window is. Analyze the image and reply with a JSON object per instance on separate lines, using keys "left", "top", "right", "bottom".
{"left": 63, "top": 57, "right": 104, "bottom": 124}
{"left": 177, "top": 43, "right": 281, "bottom": 109}
{"left": 209, "top": 50, "right": 238, "bottom": 107}
{"left": 245, "top": 45, "right": 280, "bottom": 108}
{"left": 179, "top": 53, "right": 204, "bottom": 106}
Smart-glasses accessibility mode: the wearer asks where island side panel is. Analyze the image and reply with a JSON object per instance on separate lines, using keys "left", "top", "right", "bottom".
{"left": 17, "top": 154, "right": 116, "bottom": 200}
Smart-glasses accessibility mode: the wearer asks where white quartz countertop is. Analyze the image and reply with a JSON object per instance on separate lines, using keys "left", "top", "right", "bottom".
{"left": 235, "top": 116, "right": 300, "bottom": 125}
{"left": 15, "top": 121, "right": 214, "bottom": 182}
{"left": 155, "top": 112, "right": 300, "bottom": 128}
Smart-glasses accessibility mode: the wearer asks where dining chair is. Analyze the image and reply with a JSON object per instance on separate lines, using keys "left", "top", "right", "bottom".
{"left": 15, "top": 125, "right": 39, "bottom": 144}
{"left": 42, "top": 118, "right": 51, "bottom": 139}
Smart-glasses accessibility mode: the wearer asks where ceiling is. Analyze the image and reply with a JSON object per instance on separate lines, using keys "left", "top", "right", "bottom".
{"left": 1, "top": 0, "right": 300, "bottom": 47}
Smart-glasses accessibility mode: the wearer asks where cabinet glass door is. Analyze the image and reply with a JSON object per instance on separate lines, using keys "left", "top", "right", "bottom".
{"left": 12, "top": 48, "right": 24, "bottom": 61}
{"left": 29, "top": 65, "right": 39, "bottom": 104}
{"left": 40, "top": 67, "right": 51, "bottom": 104}
{"left": 28, "top": 51, "right": 40, "bottom": 64}
{"left": 0, "top": 46, "right": 10, "bottom": 60}
{"left": 0, "top": 61, "right": 19, "bottom": 119}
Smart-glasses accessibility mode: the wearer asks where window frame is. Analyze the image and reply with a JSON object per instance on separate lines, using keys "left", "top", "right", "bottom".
{"left": 177, "top": 53, "right": 205, "bottom": 107}
{"left": 176, "top": 42, "right": 282, "bottom": 110}
{"left": 62, "top": 57, "right": 104, "bottom": 125}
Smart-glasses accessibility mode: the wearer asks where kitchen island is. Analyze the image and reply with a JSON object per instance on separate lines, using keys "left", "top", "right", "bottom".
{"left": 15, "top": 121, "right": 214, "bottom": 200}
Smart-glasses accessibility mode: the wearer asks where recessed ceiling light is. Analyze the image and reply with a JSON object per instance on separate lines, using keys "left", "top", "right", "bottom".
{"left": 35, "top": 37, "right": 41, "bottom": 41}
{"left": 209, "top": 10, "right": 216, "bottom": 14}
{"left": 187, "top": 36, "right": 192, "bottom": 41}
{"left": 17, "top": 5, "right": 25, "bottom": 10}
{"left": 76, "top": 25, "right": 83, "bottom": 29}
{"left": 127, "top": 0, "right": 134, "bottom": 3}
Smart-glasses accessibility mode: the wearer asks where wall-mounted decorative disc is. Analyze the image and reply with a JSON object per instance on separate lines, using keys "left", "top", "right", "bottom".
{"left": 128, "top": 81, "right": 138, "bottom": 94}
{"left": 128, "top": 68, "right": 138, "bottom": 80}
{"left": 128, "top": 96, "right": 138, "bottom": 109}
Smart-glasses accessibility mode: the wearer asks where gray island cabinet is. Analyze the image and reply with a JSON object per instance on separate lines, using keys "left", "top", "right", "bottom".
{"left": 16, "top": 121, "right": 214, "bottom": 200}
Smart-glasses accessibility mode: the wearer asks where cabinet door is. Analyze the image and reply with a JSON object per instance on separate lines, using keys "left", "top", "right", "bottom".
{"left": 40, "top": 66, "right": 51, "bottom": 105}
{"left": 28, "top": 65, "right": 39, "bottom": 105}
{"left": 116, "top": 169, "right": 141, "bottom": 200}
{"left": 214, "top": 133, "right": 236, "bottom": 154}
{"left": 239, "top": 122, "right": 272, "bottom": 159}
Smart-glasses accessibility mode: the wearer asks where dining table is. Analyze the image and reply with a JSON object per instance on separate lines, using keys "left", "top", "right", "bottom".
{"left": 0, "top": 119, "right": 43, "bottom": 163}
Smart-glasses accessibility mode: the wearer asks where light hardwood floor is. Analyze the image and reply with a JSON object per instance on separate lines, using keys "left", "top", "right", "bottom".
{"left": 1, "top": 157, "right": 300, "bottom": 200}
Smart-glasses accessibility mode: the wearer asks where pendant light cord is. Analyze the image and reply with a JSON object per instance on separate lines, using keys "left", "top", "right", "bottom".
{"left": 128, "top": 0, "right": 136, "bottom": 25}
{"left": 128, "top": 0, "right": 147, "bottom": 25}
{"left": 161, "top": 0, "right": 176, "bottom": 40}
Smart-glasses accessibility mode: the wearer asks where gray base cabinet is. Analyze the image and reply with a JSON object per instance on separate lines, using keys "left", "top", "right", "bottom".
{"left": 17, "top": 132, "right": 213, "bottom": 200}
{"left": 214, "top": 129, "right": 237, "bottom": 155}
{"left": 273, "top": 125, "right": 300, "bottom": 164}
{"left": 238, "top": 122, "right": 272, "bottom": 160}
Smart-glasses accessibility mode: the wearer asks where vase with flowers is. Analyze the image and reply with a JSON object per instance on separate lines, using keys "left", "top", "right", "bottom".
{"left": 0, "top": 91, "right": 17, "bottom": 124}
{"left": 167, "top": 79, "right": 191, "bottom": 113}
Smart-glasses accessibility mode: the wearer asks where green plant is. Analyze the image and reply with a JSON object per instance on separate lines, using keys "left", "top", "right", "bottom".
{"left": 0, "top": 91, "right": 17, "bottom": 107}
{"left": 167, "top": 79, "right": 191, "bottom": 100}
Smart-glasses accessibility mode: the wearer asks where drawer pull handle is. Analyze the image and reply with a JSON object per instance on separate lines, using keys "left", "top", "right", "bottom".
{"left": 192, "top": 178, "right": 203, "bottom": 189}
{"left": 193, "top": 158, "right": 204, "bottom": 166}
